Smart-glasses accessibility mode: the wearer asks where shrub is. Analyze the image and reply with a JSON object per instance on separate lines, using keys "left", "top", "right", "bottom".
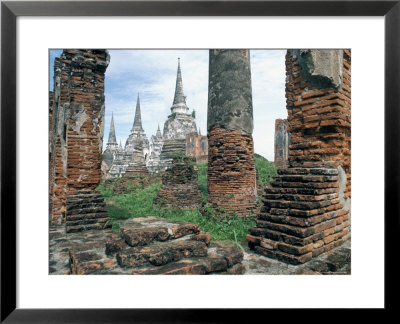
{"left": 254, "top": 153, "right": 277, "bottom": 185}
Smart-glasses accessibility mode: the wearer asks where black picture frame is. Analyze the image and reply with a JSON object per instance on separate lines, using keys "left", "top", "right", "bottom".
{"left": 1, "top": 0, "right": 398, "bottom": 322}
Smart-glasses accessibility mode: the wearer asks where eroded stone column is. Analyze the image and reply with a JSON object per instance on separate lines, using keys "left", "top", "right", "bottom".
{"left": 49, "top": 49, "right": 111, "bottom": 232}
{"left": 247, "top": 49, "right": 351, "bottom": 264}
{"left": 207, "top": 49, "right": 257, "bottom": 217}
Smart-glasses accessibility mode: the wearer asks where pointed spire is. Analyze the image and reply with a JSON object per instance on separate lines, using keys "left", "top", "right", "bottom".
{"left": 108, "top": 112, "right": 117, "bottom": 144}
{"left": 173, "top": 58, "right": 186, "bottom": 106}
{"left": 132, "top": 93, "right": 143, "bottom": 131}
{"left": 171, "top": 58, "right": 189, "bottom": 113}
{"left": 156, "top": 123, "right": 162, "bottom": 137}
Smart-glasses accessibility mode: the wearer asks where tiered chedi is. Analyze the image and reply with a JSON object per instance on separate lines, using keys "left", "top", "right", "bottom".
{"left": 247, "top": 49, "right": 351, "bottom": 264}
{"left": 125, "top": 133, "right": 148, "bottom": 176}
{"left": 102, "top": 112, "right": 119, "bottom": 173}
{"left": 207, "top": 49, "right": 258, "bottom": 217}
{"left": 159, "top": 58, "right": 198, "bottom": 170}
{"left": 125, "top": 94, "right": 150, "bottom": 158}
{"left": 147, "top": 125, "right": 164, "bottom": 173}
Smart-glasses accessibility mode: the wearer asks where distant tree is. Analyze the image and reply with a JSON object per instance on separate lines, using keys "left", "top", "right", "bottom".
{"left": 191, "top": 110, "right": 196, "bottom": 118}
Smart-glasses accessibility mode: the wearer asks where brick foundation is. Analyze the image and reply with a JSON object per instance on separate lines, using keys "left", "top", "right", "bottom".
{"left": 207, "top": 127, "right": 258, "bottom": 216}
{"left": 155, "top": 156, "right": 202, "bottom": 209}
{"left": 247, "top": 49, "right": 351, "bottom": 264}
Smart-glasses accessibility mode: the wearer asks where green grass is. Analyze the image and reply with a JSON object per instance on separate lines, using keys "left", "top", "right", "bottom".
{"left": 97, "top": 178, "right": 255, "bottom": 242}
{"left": 254, "top": 153, "right": 277, "bottom": 185}
{"left": 196, "top": 162, "right": 208, "bottom": 202}
{"left": 96, "top": 154, "right": 273, "bottom": 243}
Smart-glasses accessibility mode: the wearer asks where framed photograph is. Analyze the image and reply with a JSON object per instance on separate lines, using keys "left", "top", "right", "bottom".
{"left": 1, "top": 0, "right": 398, "bottom": 321}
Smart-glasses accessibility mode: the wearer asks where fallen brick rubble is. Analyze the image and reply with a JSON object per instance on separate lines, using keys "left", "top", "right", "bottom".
{"left": 50, "top": 217, "right": 245, "bottom": 275}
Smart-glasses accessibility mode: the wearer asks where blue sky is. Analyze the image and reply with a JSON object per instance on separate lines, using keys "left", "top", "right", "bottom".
{"left": 49, "top": 49, "right": 287, "bottom": 161}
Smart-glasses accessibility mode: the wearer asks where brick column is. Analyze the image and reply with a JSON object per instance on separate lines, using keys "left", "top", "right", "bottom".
{"left": 49, "top": 50, "right": 111, "bottom": 232}
{"left": 207, "top": 49, "right": 257, "bottom": 217}
{"left": 49, "top": 56, "right": 69, "bottom": 224}
{"left": 247, "top": 49, "right": 351, "bottom": 264}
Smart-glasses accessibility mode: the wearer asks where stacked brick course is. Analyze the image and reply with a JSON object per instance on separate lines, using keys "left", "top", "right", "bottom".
{"left": 285, "top": 49, "right": 351, "bottom": 199}
{"left": 49, "top": 50, "right": 111, "bottom": 232}
{"left": 208, "top": 127, "right": 258, "bottom": 216}
{"left": 247, "top": 49, "right": 351, "bottom": 264}
{"left": 155, "top": 156, "right": 202, "bottom": 209}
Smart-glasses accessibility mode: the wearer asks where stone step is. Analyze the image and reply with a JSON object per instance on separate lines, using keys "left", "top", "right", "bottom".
{"left": 263, "top": 192, "right": 338, "bottom": 202}
{"left": 66, "top": 222, "right": 111, "bottom": 233}
{"left": 66, "top": 205, "right": 107, "bottom": 214}
{"left": 270, "top": 180, "right": 339, "bottom": 189}
{"left": 264, "top": 186, "right": 338, "bottom": 196}
{"left": 272, "top": 174, "right": 338, "bottom": 183}
{"left": 277, "top": 167, "right": 338, "bottom": 176}
{"left": 261, "top": 198, "right": 339, "bottom": 210}
{"left": 66, "top": 216, "right": 110, "bottom": 227}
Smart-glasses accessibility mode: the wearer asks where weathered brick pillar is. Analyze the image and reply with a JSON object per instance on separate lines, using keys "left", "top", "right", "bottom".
{"left": 207, "top": 49, "right": 257, "bottom": 217}
{"left": 247, "top": 49, "right": 351, "bottom": 264}
{"left": 49, "top": 90, "right": 54, "bottom": 219}
{"left": 49, "top": 56, "right": 69, "bottom": 225}
{"left": 274, "top": 119, "right": 290, "bottom": 169}
{"left": 64, "top": 50, "right": 110, "bottom": 232}
{"left": 49, "top": 50, "right": 111, "bottom": 232}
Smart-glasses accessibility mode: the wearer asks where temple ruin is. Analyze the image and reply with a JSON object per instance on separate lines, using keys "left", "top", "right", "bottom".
{"left": 49, "top": 49, "right": 110, "bottom": 232}
{"left": 206, "top": 49, "right": 258, "bottom": 217}
{"left": 247, "top": 49, "right": 351, "bottom": 264}
{"left": 159, "top": 58, "right": 198, "bottom": 170}
{"left": 49, "top": 48, "right": 351, "bottom": 274}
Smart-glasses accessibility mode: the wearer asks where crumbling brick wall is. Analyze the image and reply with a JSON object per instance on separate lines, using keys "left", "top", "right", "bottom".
{"left": 286, "top": 49, "right": 351, "bottom": 199}
{"left": 207, "top": 49, "right": 258, "bottom": 217}
{"left": 247, "top": 49, "right": 351, "bottom": 264}
{"left": 49, "top": 50, "right": 111, "bottom": 232}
